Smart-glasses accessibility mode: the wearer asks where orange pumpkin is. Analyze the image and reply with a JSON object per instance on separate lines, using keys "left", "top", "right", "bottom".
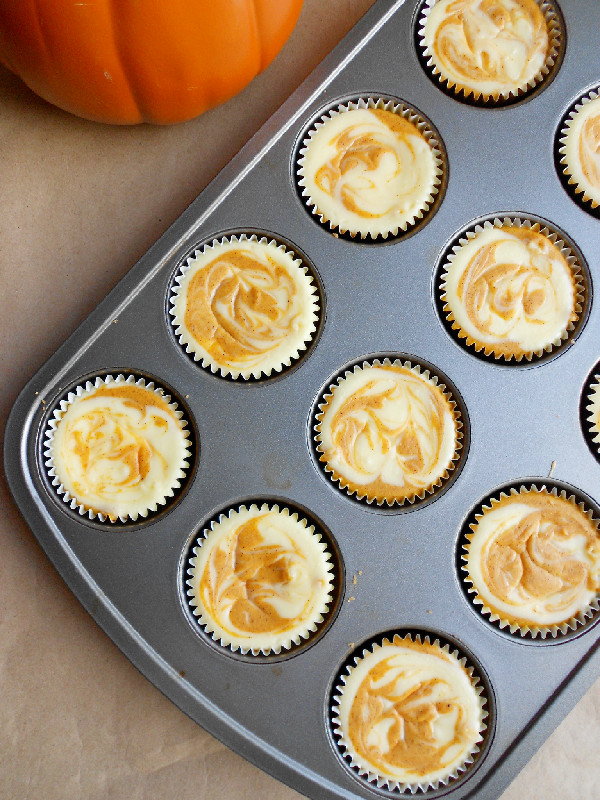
{"left": 0, "top": 0, "right": 303, "bottom": 124}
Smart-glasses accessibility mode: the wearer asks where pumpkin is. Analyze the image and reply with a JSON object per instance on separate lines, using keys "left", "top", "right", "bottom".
{"left": 0, "top": 0, "right": 303, "bottom": 125}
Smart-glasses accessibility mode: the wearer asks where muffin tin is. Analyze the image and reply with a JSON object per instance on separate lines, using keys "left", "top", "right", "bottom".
{"left": 5, "top": 1, "right": 600, "bottom": 798}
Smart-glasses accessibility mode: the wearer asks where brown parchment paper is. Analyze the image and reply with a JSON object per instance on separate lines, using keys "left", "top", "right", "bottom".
{"left": 0, "top": 1, "right": 598, "bottom": 798}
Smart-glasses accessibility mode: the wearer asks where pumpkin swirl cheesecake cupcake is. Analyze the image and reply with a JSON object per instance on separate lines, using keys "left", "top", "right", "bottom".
{"left": 314, "top": 359, "right": 462, "bottom": 505}
{"left": 170, "top": 235, "right": 320, "bottom": 379}
{"left": 559, "top": 89, "right": 600, "bottom": 211}
{"left": 332, "top": 634, "right": 487, "bottom": 792}
{"left": 44, "top": 375, "right": 191, "bottom": 522}
{"left": 185, "top": 504, "right": 334, "bottom": 655}
{"left": 297, "top": 98, "right": 444, "bottom": 239}
{"left": 418, "top": 0, "right": 561, "bottom": 104}
{"left": 440, "top": 219, "right": 583, "bottom": 361}
{"left": 463, "top": 486, "right": 600, "bottom": 636}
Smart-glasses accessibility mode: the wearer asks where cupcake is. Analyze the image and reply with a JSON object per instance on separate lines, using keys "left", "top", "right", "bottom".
{"left": 297, "top": 98, "right": 444, "bottom": 239}
{"left": 418, "top": 0, "right": 561, "bottom": 104}
{"left": 314, "top": 359, "right": 462, "bottom": 505}
{"left": 332, "top": 634, "right": 487, "bottom": 792}
{"left": 462, "top": 486, "right": 600, "bottom": 636}
{"left": 585, "top": 373, "right": 600, "bottom": 454}
{"left": 559, "top": 89, "right": 600, "bottom": 211}
{"left": 44, "top": 375, "right": 191, "bottom": 522}
{"left": 185, "top": 503, "right": 334, "bottom": 655}
{"left": 440, "top": 219, "right": 583, "bottom": 361}
{"left": 170, "top": 235, "right": 320, "bottom": 379}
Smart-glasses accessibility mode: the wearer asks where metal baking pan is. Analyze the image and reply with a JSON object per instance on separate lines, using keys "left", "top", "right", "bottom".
{"left": 5, "top": 1, "right": 600, "bottom": 798}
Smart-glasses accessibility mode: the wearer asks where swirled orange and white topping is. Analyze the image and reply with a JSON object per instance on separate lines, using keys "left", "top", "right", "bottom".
{"left": 171, "top": 237, "right": 319, "bottom": 379}
{"left": 465, "top": 490, "right": 600, "bottom": 629}
{"left": 188, "top": 505, "right": 333, "bottom": 654}
{"left": 48, "top": 379, "right": 189, "bottom": 521}
{"left": 299, "top": 105, "right": 440, "bottom": 237}
{"left": 422, "top": 0, "right": 550, "bottom": 100}
{"left": 442, "top": 224, "right": 577, "bottom": 358}
{"left": 316, "top": 364, "right": 459, "bottom": 504}
{"left": 562, "top": 94, "right": 600, "bottom": 208}
{"left": 336, "top": 637, "right": 484, "bottom": 788}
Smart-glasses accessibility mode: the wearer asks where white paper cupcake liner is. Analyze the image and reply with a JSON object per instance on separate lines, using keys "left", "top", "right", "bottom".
{"left": 558, "top": 88, "right": 600, "bottom": 211}
{"left": 417, "top": 0, "right": 563, "bottom": 105}
{"left": 313, "top": 357, "right": 463, "bottom": 507}
{"left": 584, "top": 372, "right": 600, "bottom": 455}
{"left": 44, "top": 374, "right": 191, "bottom": 523}
{"left": 169, "top": 234, "right": 320, "bottom": 380}
{"left": 185, "top": 502, "right": 335, "bottom": 656}
{"left": 296, "top": 97, "right": 445, "bottom": 240}
{"left": 331, "top": 632, "right": 489, "bottom": 793}
{"left": 439, "top": 217, "right": 585, "bottom": 362}
{"left": 461, "top": 484, "right": 600, "bottom": 638}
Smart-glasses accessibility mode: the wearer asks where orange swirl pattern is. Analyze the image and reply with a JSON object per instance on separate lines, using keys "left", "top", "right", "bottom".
{"left": 479, "top": 494, "right": 600, "bottom": 621}
{"left": 62, "top": 386, "right": 171, "bottom": 498}
{"left": 314, "top": 109, "right": 431, "bottom": 219}
{"left": 184, "top": 248, "right": 303, "bottom": 369}
{"left": 580, "top": 112, "right": 600, "bottom": 191}
{"left": 321, "top": 367, "right": 456, "bottom": 503}
{"left": 51, "top": 383, "right": 187, "bottom": 520}
{"left": 452, "top": 227, "right": 573, "bottom": 355}
{"left": 199, "top": 514, "right": 314, "bottom": 636}
{"left": 348, "top": 644, "right": 475, "bottom": 778}
{"left": 426, "top": 0, "right": 548, "bottom": 96}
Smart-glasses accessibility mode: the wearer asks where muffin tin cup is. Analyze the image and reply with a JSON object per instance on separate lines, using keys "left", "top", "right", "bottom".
{"left": 312, "top": 356, "right": 465, "bottom": 508}
{"left": 416, "top": 0, "right": 564, "bottom": 106}
{"left": 460, "top": 483, "right": 600, "bottom": 639}
{"left": 296, "top": 97, "right": 446, "bottom": 240}
{"left": 169, "top": 234, "right": 321, "bottom": 381}
{"left": 437, "top": 216, "right": 588, "bottom": 364}
{"left": 43, "top": 373, "right": 192, "bottom": 523}
{"left": 182, "top": 501, "right": 337, "bottom": 657}
{"left": 330, "top": 631, "right": 490, "bottom": 794}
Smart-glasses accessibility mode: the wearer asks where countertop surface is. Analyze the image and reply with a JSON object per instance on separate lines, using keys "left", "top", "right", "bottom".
{"left": 1, "top": 1, "right": 599, "bottom": 798}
